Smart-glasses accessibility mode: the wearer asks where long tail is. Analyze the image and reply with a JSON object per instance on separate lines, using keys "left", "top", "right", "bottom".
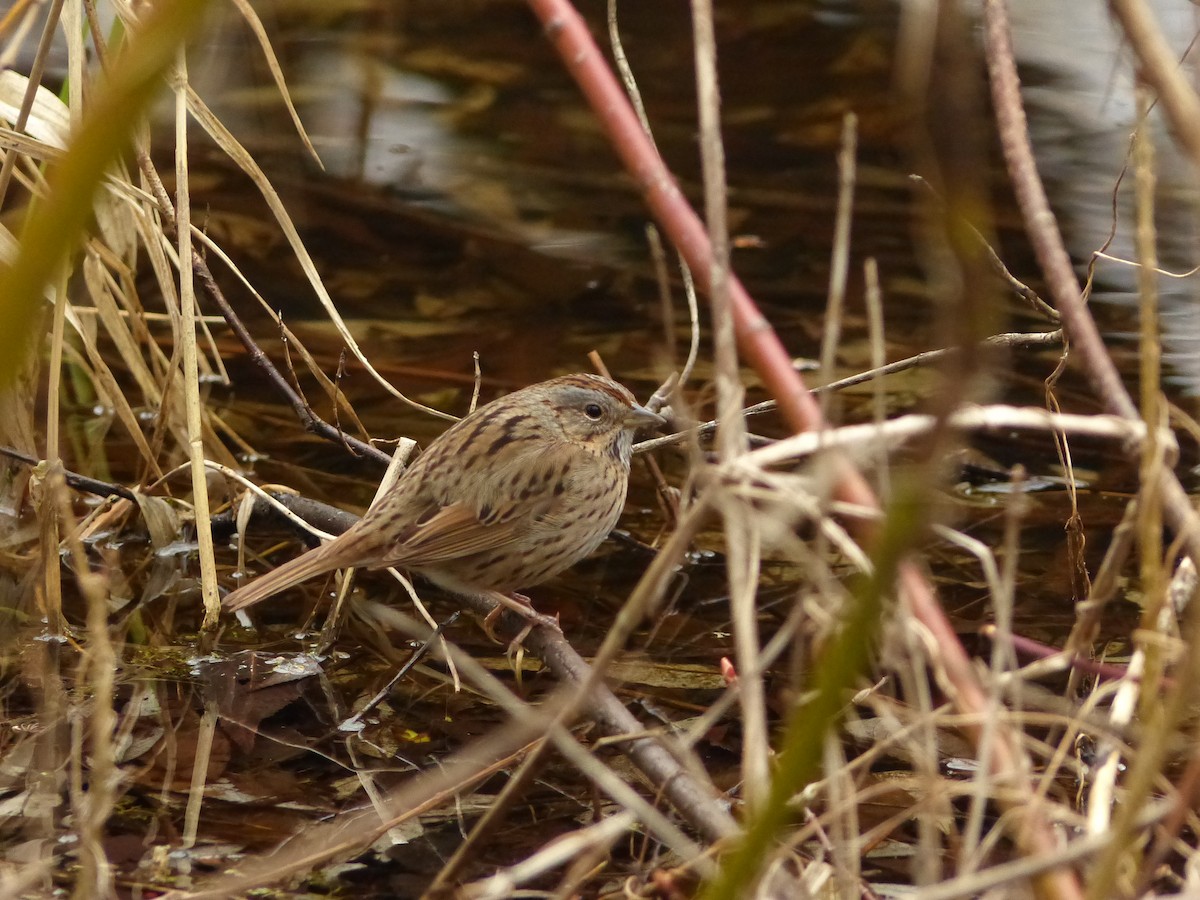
{"left": 223, "top": 540, "right": 355, "bottom": 613}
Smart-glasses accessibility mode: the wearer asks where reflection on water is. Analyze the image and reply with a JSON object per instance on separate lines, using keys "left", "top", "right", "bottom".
{"left": 196, "top": 0, "right": 913, "bottom": 341}
{"left": 297, "top": 44, "right": 465, "bottom": 191}
{"left": 225, "top": 0, "right": 1200, "bottom": 399}
{"left": 1009, "top": 0, "right": 1200, "bottom": 395}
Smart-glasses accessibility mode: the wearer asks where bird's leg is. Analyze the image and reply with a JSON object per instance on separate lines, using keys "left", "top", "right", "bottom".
{"left": 481, "top": 591, "right": 560, "bottom": 645}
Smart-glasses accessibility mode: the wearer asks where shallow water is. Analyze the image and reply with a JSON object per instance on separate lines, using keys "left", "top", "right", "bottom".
{"left": 13, "top": 0, "right": 1188, "bottom": 891}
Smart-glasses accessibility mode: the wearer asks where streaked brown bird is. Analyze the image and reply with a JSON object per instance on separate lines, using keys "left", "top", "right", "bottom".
{"left": 222, "top": 374, "right": 663, "bottom": 621}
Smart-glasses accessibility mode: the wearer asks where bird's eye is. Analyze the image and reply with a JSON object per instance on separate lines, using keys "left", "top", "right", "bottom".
{"left": 584, "top": 402, "right": 603, "bottom": 420}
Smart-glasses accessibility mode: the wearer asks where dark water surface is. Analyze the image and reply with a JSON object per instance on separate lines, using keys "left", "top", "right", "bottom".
{"left": 192, "top": 0, "right": 918, "bottom": 401}
{"left": 176, "top": 0, "right": 1152, "bottom": 632}
{"left": 35, "top": 0, "right": 1182, "bottom": 886}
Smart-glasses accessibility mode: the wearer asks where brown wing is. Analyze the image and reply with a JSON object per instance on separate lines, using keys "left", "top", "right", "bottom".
{"left": 371, "top": 441, "right": 572, "bottom": 568}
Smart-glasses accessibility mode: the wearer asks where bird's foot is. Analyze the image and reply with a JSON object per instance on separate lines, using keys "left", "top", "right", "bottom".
{"left": 481, "top": 592, "right": 560, "bottom": 650}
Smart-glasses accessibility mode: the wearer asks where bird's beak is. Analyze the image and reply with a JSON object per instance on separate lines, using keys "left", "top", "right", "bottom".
{"left": 625, "top": 402, "right": 666, "bottom": 431}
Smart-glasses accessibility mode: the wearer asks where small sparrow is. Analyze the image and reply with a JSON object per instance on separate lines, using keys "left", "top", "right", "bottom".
{"left": 223, "top": 374, "right": 664, "bottom": 622}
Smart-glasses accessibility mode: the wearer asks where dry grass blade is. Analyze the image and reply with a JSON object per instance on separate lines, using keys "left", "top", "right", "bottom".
{"left": 181, "top": 84, "right": 454, "bottom": 422}
{"left": 0, "top": 0, "right": 210, "bottom": 384}
{"left": 227, "top": 0, "right": 323, "bottom": 168}
{"left": 172, "top": 49, "right": 221, "bottom": 631}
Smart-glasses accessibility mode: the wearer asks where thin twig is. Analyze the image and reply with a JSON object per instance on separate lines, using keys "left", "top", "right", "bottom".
{"left": 134, "top": 148, "right": 393, "bottom": 467}
{"left": 819, "top": 113, "right": 858, "bottom": 419}
{"left": 191, "top": 253, "right": 391, "bottom": 466}
{"left": 634, "top": 329, "right": 1064, "bottom": 455}
{"left": 0, "top": 445, "right": 136, "bottom": 502}
{"left": 909, "top": 174, "right": 1058, "bottom": 323}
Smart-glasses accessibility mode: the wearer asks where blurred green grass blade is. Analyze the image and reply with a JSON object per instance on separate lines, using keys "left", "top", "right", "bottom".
{"left": 700, "top": 478, "right": 928, "bottom": 900}
{"left": 0, "top": 0, "right": 210, "bottom": 385}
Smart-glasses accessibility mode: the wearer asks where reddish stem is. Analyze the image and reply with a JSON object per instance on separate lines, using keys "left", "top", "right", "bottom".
{"left": 524, "top": 2, "right": 1082, "bottom": 897}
